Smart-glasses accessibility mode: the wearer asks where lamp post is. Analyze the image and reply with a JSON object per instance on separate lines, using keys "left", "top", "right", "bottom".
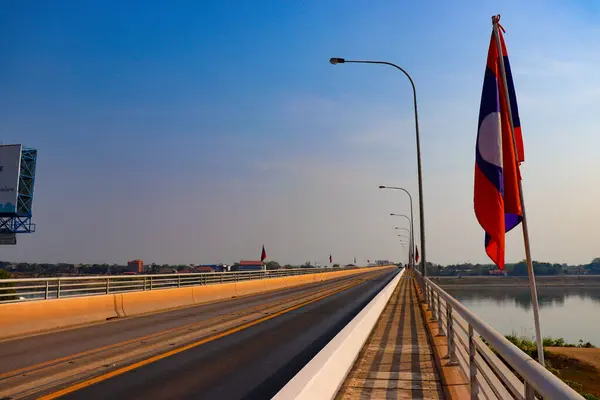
{"left": 400, "top": 243, "right": 409, "bottom": 267}
{"left": 330, "top": 57, "right": 427, "bottom": 276}
{"left": 380, "top": 185, "right": 418, "bottom": 273}
{"left": 390, "top": 213, "right": 415, "bottom": 270}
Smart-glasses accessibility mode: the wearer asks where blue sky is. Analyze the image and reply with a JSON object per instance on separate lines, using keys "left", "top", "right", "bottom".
{"left": 1, "top": 1, "right": 599, "bottom": 266}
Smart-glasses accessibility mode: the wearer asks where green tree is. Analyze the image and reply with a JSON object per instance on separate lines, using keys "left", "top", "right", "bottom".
{"left": 265, "top": 261, "right": 281, "bottom": 270}
{"left": 0, "top": 269, "right": 17, "bottom": 301}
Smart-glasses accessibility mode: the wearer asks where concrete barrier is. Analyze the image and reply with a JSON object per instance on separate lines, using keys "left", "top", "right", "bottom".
{"left": 192, "top": 282, "right": 237, "bottom": 304}
{"left": 274, "top": 268, "right": 403, "bottom": 400}
{"left": 0, "top": 266, "right": 394, "bottom": 340}
{"left": 0, "top": 294, "right": 121, "bottom": 339}
{"left": 120, "top": 287, "right": 195, "bottom": 317}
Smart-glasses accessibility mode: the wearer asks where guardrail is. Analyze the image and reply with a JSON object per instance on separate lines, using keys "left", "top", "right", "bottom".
{"left": 0, "top": 267, "right": 362, "bottom": 304}
{"left": 413, "top": 270, "right": 582, "bottom": 400}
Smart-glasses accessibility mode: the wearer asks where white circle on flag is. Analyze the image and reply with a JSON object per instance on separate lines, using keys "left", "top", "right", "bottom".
{"left": 478, "top": 112, "right": 503, "bottom": 168}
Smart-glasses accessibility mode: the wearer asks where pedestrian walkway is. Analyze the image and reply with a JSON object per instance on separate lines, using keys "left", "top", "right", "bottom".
{"left": 336, "top": 270, "right": 444, "bottom": 399}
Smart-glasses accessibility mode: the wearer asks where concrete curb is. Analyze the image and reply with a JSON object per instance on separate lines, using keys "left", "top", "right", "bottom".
{"left": 272, "top": 267, "right": 404, "bottom": 400}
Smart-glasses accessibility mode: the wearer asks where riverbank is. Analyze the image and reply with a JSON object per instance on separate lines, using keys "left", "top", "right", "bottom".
{"left": 502, "top": 336, "right": 599, "bottom": 398}
{"left": 431, "top": 275, "right": 600, "bottom": 288}
{"left": 547, "top": 347, "right": 600, "bottom": 397}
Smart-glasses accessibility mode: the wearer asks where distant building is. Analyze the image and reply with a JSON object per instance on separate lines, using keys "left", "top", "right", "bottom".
{"left": 127, "top": 259, "right": 144, "bottom": 273}
{"left": 238, "top": 260, "right": 264, "bottom": 271}
{"left": 195, "top": 266, "right": 215, "bottom": 273}
{"left": 196, "top": 264, "right": 227, "bottom": 272}
{"left": 565, "top": 265, "right": 585, "bottom": 275}
{"left": 488, "top": 268, "right": 506, "bottom": 276}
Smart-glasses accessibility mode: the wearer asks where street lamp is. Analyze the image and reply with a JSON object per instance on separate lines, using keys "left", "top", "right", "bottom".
{"left": 381, "top": 185, "right": 417, "bottom": 272}
{"left": 398, "top": 235, "right": 410, "bottom": 243}
{"left": 331, "top": 57, "right": 427, "bottom": 276}
{"left": 391, "top": 213, "right": 414, "bottom": 270}
{"left": 394, "top": 227, "right": 410, "bottom": 235}
{"left": 390, "top": 213, "right": 411, "bottom": 224}
{"left": 399, "top": 243, "right": 409, "bottom": 267}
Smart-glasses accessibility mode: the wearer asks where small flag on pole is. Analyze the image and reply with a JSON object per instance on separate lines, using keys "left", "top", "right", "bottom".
{"left": 415, "top": 246, "right": 420, "bottom": 263}
{"left": 329, "top": 254, "right": 332, "bottom": 263}
{"left": 261, "top": 245, "right": 267, "bottom": 262}
{"left": 474, "top": 18, "right": 524, "bottom": 270}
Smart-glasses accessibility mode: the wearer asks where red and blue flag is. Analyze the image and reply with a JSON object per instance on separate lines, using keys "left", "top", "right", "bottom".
{"left": 474, "top": 26, "right": 524, "bottom": 270}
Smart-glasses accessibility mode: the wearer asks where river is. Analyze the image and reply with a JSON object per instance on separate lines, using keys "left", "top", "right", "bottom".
{"left": 443, "top": 286, "right": 600, "bottom": 346}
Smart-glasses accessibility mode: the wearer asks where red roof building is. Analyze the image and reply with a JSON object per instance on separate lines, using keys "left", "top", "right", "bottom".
{"left": 239, "top": 260, "right": 264, "bottom": 271}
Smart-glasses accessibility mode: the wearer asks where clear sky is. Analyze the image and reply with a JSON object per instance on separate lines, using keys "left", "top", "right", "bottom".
{"left": 1, "top": 1, "right": 599, "bottom": 266}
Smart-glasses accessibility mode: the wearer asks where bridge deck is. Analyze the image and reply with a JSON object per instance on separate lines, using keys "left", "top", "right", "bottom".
{"left": 337, "top": 271, "right": 444, "bottom": 399}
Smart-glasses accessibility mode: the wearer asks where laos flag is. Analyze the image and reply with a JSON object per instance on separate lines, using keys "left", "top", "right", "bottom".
{"left": 474, "top": 27, "right": 524, "bottom": 270}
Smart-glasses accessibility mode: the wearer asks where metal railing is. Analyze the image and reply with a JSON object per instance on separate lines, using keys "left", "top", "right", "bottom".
{"left": 413, "top": 270, "right": 582, "bottom": 400}
{"left": 0, "top": 267, "right": 362, "bottom": 304}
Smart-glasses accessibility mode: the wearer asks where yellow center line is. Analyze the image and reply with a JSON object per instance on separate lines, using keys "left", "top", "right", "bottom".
{"left": 37, "top": 277, "right": 369, "bottom": 400}
{"left": 0, "top": 275, "right": 366, "bottom": 381}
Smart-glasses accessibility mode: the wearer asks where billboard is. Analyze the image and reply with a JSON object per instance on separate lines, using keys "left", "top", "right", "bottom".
{"left": 0, "top": 145, "right": 22, "bottom": 214}
{"left": 0, "top": 233, "right": 16, "bottom": 245}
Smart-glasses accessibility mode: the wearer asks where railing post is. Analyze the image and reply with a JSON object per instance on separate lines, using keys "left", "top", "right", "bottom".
{"left": 430, "top": 284, "right": 437, "bottom": 321}
{"left": 45, "top": 280, "right": 49, "bottom": 300}
{"left": 57, "top": 279, "right": 62, "bottom": 299}
{"left": 149, "top": 276, "right": 153, "bottom": 290}
{"left": 437, "top": 292, "right": 445, "bottom": 336}
{"left": 178, "top": 275, "right": 181, "bottom": 288}
{"left": 106, "top": 278, "right": 110, "bottom": 294}
{"left": 524, "top": 382, "right": 535, "bottom": 400}
{"left": 143, "top": 276, "right": 147, "bottom": 291}
{"left": 445, "top": 303, "right": 457, "bottom": 364}
{"left": 469, "top": 324, "right": 479, "bottom": 399}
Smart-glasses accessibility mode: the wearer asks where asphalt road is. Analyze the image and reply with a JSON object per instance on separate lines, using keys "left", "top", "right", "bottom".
{"left": 0, "top": 268, "right": 398, "bottom": 399}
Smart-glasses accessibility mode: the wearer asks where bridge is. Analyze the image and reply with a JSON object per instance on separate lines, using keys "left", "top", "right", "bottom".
{"left": 0, "top": 266, "right": 582, "bottom": 399}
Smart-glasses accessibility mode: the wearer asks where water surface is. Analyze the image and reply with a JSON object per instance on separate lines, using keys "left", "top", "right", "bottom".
{"left": 443, "top": 286, "right": 600, "bottom": 346}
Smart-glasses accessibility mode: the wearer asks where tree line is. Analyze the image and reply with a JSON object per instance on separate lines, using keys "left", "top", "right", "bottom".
{"left": 422, "top": 257, "right": 600, "bottom": 276}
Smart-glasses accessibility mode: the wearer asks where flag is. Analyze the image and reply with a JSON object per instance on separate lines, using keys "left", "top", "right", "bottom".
{"left": 329, "top": 254, "right": 332, "bottom": 263}
{"left": 415, "top": 245, "right": 419, "bottom": 263}
{"left": 354, "top": 257, "right": 356, "bottom": 264}
{"left": 261, "top": 245, "right": 267, "bottom": 262}
{"left": 474, "top": 25, "right": 524, "bottom": 270}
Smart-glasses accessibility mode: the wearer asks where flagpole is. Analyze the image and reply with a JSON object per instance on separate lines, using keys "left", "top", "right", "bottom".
{"left": 492, "top": 15, "right": 545, "bottom": 366}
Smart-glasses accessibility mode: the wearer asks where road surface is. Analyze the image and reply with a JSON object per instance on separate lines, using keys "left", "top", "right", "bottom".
{"left": 0, "top": 267, "right": 398, "bottom": 399}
